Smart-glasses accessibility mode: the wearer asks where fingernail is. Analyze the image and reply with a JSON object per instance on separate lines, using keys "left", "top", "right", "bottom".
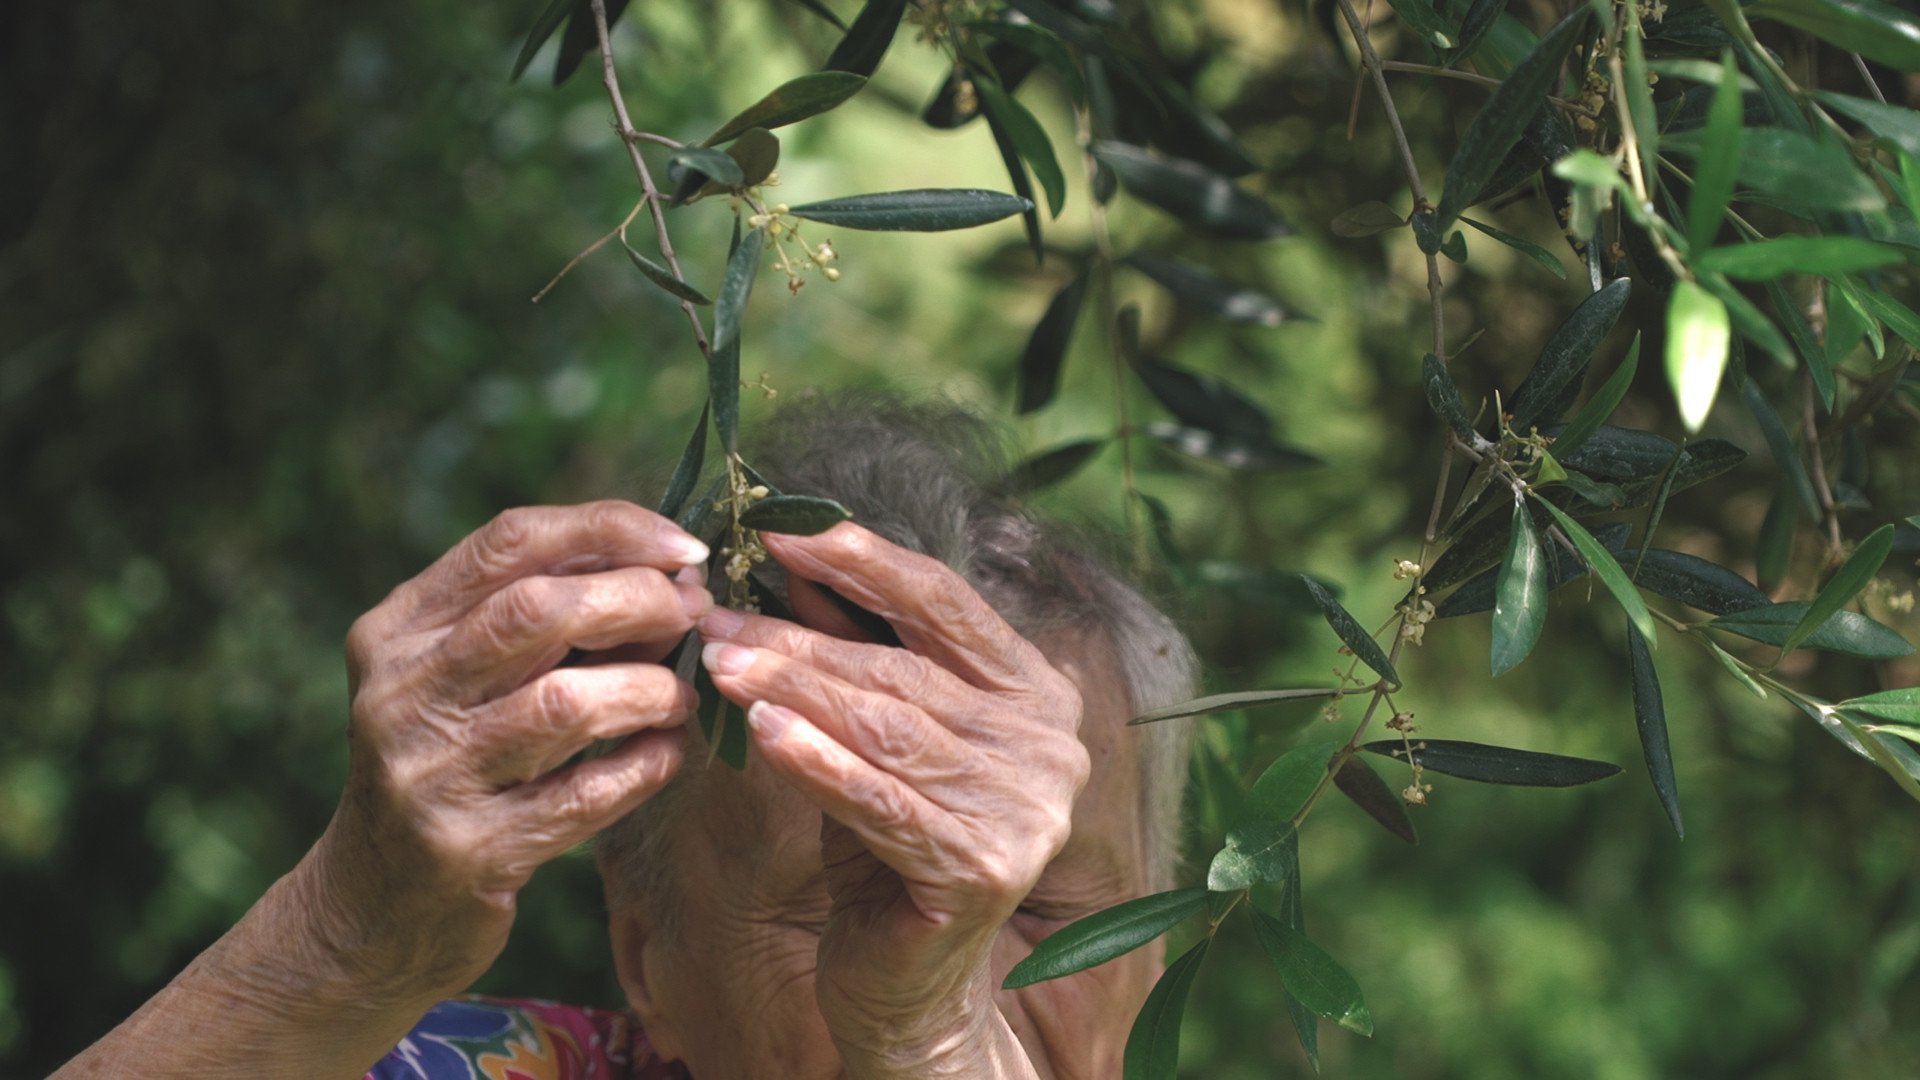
{"left": 676, "top": 679, "right": 699, "bottom": 714}
{"left": 746, "top": 700, "right": 795, "bottom": 742}
{"left": 677, "top": 581, "right": 712, "bottom": 619}
{"left": 702, "top": 641, "right": 755, "bottom": 677}
{"left": 700, "top": 605, "right": 744, "bottom": 640}
{"left": 663, "top": 533, "right": 710, "bottom": 567}
{"left": 674, "top": 564, "right": 706, "bottom": 587}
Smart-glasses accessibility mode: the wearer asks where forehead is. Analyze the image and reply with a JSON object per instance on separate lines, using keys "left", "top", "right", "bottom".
{"left": 688, "top": 631, "right": 1147, "bottom": 896}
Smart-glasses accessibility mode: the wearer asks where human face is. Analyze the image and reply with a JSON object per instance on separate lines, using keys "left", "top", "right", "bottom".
{"left": 606, "top": 636, "right": 1159, "bottom": 1079}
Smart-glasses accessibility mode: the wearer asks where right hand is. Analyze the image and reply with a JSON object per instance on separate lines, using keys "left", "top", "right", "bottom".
{"left": 300, "top": 500, "right": 711, "bottom": 1004}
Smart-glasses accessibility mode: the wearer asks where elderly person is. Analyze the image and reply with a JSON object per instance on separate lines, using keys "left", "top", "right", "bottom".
{"left": 50, "top": 397, "right": 1195, "bottom": 1079}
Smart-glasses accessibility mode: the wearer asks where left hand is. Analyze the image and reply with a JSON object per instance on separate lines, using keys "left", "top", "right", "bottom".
{"left": 698, "top": 522, "right": 1089, "bottom": 1078}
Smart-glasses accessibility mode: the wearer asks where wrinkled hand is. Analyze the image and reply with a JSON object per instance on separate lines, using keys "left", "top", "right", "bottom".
{"left": 309, "top": 501, "right": 711, "bottom": 1004}
{"left": 699, "top": 523, "right": 1089, "bottom": 1078}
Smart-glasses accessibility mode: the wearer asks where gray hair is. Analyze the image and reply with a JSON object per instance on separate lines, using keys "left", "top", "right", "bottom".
{"left": 596, "top": 393, "right": 1196, "bottom": 925}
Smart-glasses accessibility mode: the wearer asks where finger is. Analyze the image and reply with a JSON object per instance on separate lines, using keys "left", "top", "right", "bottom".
{"left": 700, "top": 640, "right": 975, "bottom": 780}
{"left": 761, "top": 523, "right": 1038, "bottom": 689}
{"left": 495, "top": 726, "right": 688, "bottom": 860}
{"left": 438, "top": 566, "right": 711, "bottom": 699}
{"left": 469, "top": 662, "right": 695, "bottom": 784}
{"left": 396, "top": 501, "right": 710, "bottom": 624}
{"left": 701, "top": 608, "right": 979, "bottom": 715}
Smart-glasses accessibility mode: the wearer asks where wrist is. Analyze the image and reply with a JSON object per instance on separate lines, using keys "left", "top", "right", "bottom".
{"left": 822, "top": 968, "right": 1036, "bottom": 1080}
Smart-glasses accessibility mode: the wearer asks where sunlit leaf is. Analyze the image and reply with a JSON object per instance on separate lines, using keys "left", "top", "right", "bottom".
{"left": 1535, "top": 498, "right": 1659, "bottom": 644}
{"left": 1361, "top": 738, "right": 1624, "bottom": 786}
{"left": 1491, "top": 499, "right": 1549, "bottom": 676}
{"left": 1332, "top": 755, "right": 1418, "bottom": 844}
{"left": 1208, "top": 819, "right": 1299, "bottom": 891}
{"left": 1778, "top": 523, "right": 1896, "bottom": 657}
{"left": 1710, "top": 601, "right": 1915, "bottom": 658}
{"left": 1251, "top": 910, "right": 1374, "bottom": 1036}
{"left": 1627, "top": 624, "right": 1683, "bottom": 837}
{"left": 1093, "top": 141, "right": 1290, "bottom": 240}
{"left": 1302, "top": 577, "right": 1400, "bottom": 687}
{"left": 1003, "top": 887, "right": 1207, "bottom": 989}
{"left": 1664, "top": 280, "right": 1729, "bottom": 433}
{"left": 657, "top": 403, "right": 709, "bottom": 521}
{"left": 704, "top": 72, "right": 869, "bottom": 146}
{"left": 1509, "top": 277, "right": 1632, "bottom": 433}
{"left": 1747, "top": 0, "right": 1920, "bottom": 71}
{"left": 1122, "top": 938, "right": 1208, "bottom": 1080}
{"left": 1695, "top": 236, "right": 1901, "bottom": 279}
{"left": 1839, "top": 688, "right": 1920, "bottom": 725}
{"left": 822, "top": 0, "right": 905, "bottom": 77}
{"left": 1129, "top": 687, "right": 1344, "bottom": 725}
{"left": 1123, "top": 255, "right": 1292, "bottom": 326}
{"left": 787, "top": 189, "right": 1033, "bottom": 231}
{"left": 1689, "top": 49, "right": 1744, "bottom": 253}
{"left": 1245, "top": 744, "right": 1336, "bottom": 824}
{"left": 1834, "top": 708, "right": 1920, "bottom": 804}
{"left": 991, "top": 439, "right": 1106, "bottom": 496}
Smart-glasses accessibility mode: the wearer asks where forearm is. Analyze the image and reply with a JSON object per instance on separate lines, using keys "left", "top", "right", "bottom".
{"left": 50, "top": 851, "right": 448, "bottom": 1080}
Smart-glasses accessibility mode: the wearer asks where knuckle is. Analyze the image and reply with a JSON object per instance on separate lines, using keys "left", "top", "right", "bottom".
{"left": 532, "top": 671, "right": 586, "bottom": 729}
{"left": 477, "top": 506, "right": 540, "bottom": 562}
{"left": 489, "top": 576, "right": 561, "bottom": 637}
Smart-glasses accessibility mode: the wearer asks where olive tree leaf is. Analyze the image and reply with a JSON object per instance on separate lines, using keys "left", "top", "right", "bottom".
{"left": 979, "top": 98, "right": 1044, "bottom": 261}
{"left": 1302, "top": 577, "right": 1400, "bottom": 687}
{"left": 1385, "top": 0, "right": 1461, "bottom": 47}
{"left": 1778, "top": 523, "right": 1896, "bottom": 657}
{"left": 786, "top": 0, "right": 848, "bottom": 31}
{"left": 657, "top": 403, "right": 709, "bottom": 521}
{"left": 549, "top": 0, "right": 632, "bottom": 87}
{"left": 1251, "top": 909, "right": 1374, "bottom": 1037}
{"left": 1846, "top": 275, "right": 1920, "bottom": 351}
{"left": 1331, "top": 201, "right": 1407, "bottom": 237}
{"left": 1245, "top": 744, "right": 1336, "bottom": 823}
{"left": 1746, "top": 0, "right": 1920, "bottom": 71}
{"left": 1461, "top": 215, "right": 1568, "bottom": 278}
{"left": 1423, "top": 352, "right": 1477, "bottom": 440}
{"left": 1701, "top": 274, "right": 1794, "bottom": 369}
{"left": 1689, "top": 49, "right": 1745, "bottom": 253}
{"left": 668, "top": 146, "right": 744, "bottom": 188}
{"left": 1833, "top": 708, "right": 1920, "bottom": 804}
{"left": 787, "top": 189, "right": 1033, "bottom": 231}
{"left": 1122, "top": 255, "right": 1293, "bottom": 326}
{"left": 1434, "top": 522, "right": 1631, "bottom": 618}
{"left": 1535, "top": 497, "right": 1659, "bottom": 644}
{"left": 1632, "top": 548, "right": 1771, "bottom": 615}
{"left": 1509, "top": 277, "right": 1632, "bottom": 434}
{"left": 1706, "top": 636, "right": 1770, "bottom": 699}
{"left": 623, "top": 240, "right": 714, "bottom": 305}
{"left": 1093, "top": 141, "right": 1290, "bottom": 240}
{"left": 1017, "top": 271, "right": 1089, "bottom": 413}
{"left": 1434, "top": 8, "right": 1591, "bottom": 235}
{"left": 1002, "top": 887, "right": 1208, "bottom": 989}
{"left": 974, "top": 71, "right": 1066, "bottom": 218}
{"left": 1665, "top": 279, "right": 1730, "bottom": 434}
{"left": 1695, "top": 236, "right": 1901, "bottom": 279}
{"left": 738, "top": 494, "right": 853, "bottom": 535}
{"left": 990, "top": 439, "right": 1106, "bottom": 497}
{"left": 1145, "top": 422, "right": 1322, "bottom": 471}
{"left": 1122, "top": 938, "right": 1208, "bottom": 1080}
{"left": 1627, "top": 623, "right": 1683, "bottom": 837}
{"left": 1129, "top": 687, "right": 1345, "bottom": 725}
{"left": 704, "top": 72, "right": 869, "bottom": 146}
{"left": 1551, "top": 333, "right": 1639, "bottom": 460}
{"left": 1208, "top": 819, "right": 1299, "bottom": 891}
{"left": 823, "top": 0, "right": 905, "bottom": 77}
{"left": 1709, "top": 602, "right": 1915, "bottom": 658}
{"left": 1624, "top": 8, "right": 1659, "bottom": 190}
{"left": 1839, "top": 688, "right": 1920, "bottom": 725}
{"left": 1332, "top": 755, "right": 1418, "bottom": 844}
{"left": 1360, "top": 739, "right": 1624, "bottom": 786}
{"left": 1491, "top": 499, "right": 1549, "bottom": 676}
{"left": 1740, "top": 379, "right": 1820, "bottom": 521}
{"left": 511, "top": 0, "right": 574, "bottom": 83}
{"left": 710, "top": 226, "right": 764, "bottom": 453}
{"left": 1763, "top": 279, "right": 1835, "bottom": 409}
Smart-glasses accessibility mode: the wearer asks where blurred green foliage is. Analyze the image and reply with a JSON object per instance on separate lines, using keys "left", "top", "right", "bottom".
{"left": 3, "top": 0, "right": 1919, "bottom": 1077}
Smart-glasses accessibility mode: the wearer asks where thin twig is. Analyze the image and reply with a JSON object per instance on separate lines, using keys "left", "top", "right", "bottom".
{"left": 532, "top": 197, "right": 650, "bottom": 303}
{"left": 624, "top": 130, "right": 686, "bottom": 149}
{"left": 590, "top": 0, "right": 712, "bottom": 357}
{"left": 1377, "top": 61, "right": 1601, "bottom": 118}
{"left": 1851, "top": 53, "right": 1888, "bottom": 104}
{"left": 1076, "top": 104, "right": 1145, "bottom": 569}
{"left": 1802, "top": 369, "right": 1843, "bottom": 561}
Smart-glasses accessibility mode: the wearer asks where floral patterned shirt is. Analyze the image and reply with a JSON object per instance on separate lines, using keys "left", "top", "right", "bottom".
{"left": 366, "top": 997, "right": 686, "bottom": 1080}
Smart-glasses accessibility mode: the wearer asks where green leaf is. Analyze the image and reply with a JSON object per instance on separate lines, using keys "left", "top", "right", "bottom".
{"left": 1624, "top": 10, "right": 1659, "bottom": 190}
{"left": 979, "top": 96, "right": 1044, "bottom": 262}
{"left": 738, "top": 494, "right": 853, "bottom": 535}
{"left": 1828, "top": 275, "right": 1875, "bottom": 365}
{"left": 1812, "top": 90, "right": 1920, "bottom": 161}
{"left": 1133, "top": 360, "right": 1280, "bottom": 447}
{"left": 1434, "top": 523, "right": 1631, "bottom": 618}
{"left": 1535, "top": 498, "right": 1660, "bottom": 644}
{"left": 1741, "top": 380, "right": 1820, "bottom": 521}
{"left": 1016, "top": 272, "right": 1088, "bottom": 414}
{"left": 991, "top": 439, "right": 1106, "bottom": 497}
{"left": 549, "top": 0, "right": 631, "bottom": 87}
{"left": 1779, "top": 523, "right": 1896, "bottom": 657}
{"left": 704, "top": 72, "right": 869, "bottom": 146}
{"left": 1208, "top": 819, "right": 1299, "bottom": 891}
{"left": 1706, "top": 636, "right": 1770, "bottom": 698}
{"left": 1732, "top": 129, "right": 1885, "bottom": 211}
{"left": 1331, "top": 201, "right": 1407, "bottom": 237}
{"left": 1385, "top": 0, "right": 1461, "bottom": 47}
{"left": 622, "top": 240, "right": 714, "bottom": 306}
{"left": 1245, "top": 744, "right": 1335, "bottom": 824}
{"left": 1834, "top": 708, "right": 1920, "bottom": 804}
{"left": 1251, "top": 910, "right": 1374, "bottom": 1036}
{"left": 1443, "top": 0, "right": 1508, "bottom": 66}
{"left": 1689, "top": 49, "right": 1745, "bottom": 254}
{"left": 1275, "top": 833, "right": 1319, "bottom": 1069}
{"left": 1665, "top": 280, "right": 1730, "bottom": 433}
{"left": 1145, "top": 423, "right": 1323, "bottom": 471}
{"left": 1123, "top": 255, "right": 1293, "bottom": 326}
{"left": 1755, "top": 480, "right": 1796, "bottom": 589}
{"left": 1093, "top": 141, "right": 1291, "bottom": 240}
{"left": 710, "top": 226, "right": 763, "bottom": 454}
{"left": 1122, "top": 938, "right": 1208, "bottom": 1080}
{"left": 1461, "top": 215, "right": 1567, "bottom": 278}
{"left": 1747, "top": 0, "right": 1920, "bottom": 71}
{"left": 1423, "top": 352, "right": 1477, "bottom": 440}
{"left": 1435, "top": 9, "right": 1591, "bottom": 235}
{"left": 1695, "top": 236, "right": 1902, "bottom": 279}
{"left": 1763, "top": 279, "right": 1835, "bottom": 408}
{"left": 1440, "top": 229, "right": 1469, "bottom": 263}
{"left": 1839, "top": 688, "right": 1920, "bottom": 724}
{"left": 1551, "top": 334, "right": 1639, "bottom": 461}
{"left": 1302, "top": 577, "right": 1401, "bottom": 687}
{"left": 1332, "top": 755, "right": 1418, "bottom": 844}
{"left": 657, "top": 404, "right": 709, "bottom": 521}
{"left": 1003, "top": 887, "right": 1208, "bottom": 989}
{"left": 1129, "top": 687, "right": 1345, "bottom": 725}
{"left": 823, "top": 0, "right": 905, "bottom": 77}
{"left": 1491, "top": 499, "right": 1549, "bottom": 676}
{"left": 1361, "top": 738, "right": 1624, "bottom": 786}
{"left": 511, "top": 0, "right": 573, "bottom": 83}
{"left": 1846, "top": 275, "right": 1920, "bottom": 350}
{"left": 1510, "top": 277, "right": 1633, "bottom": 433}
{"left": 787, "top": 189, "right": 1033, "bottom": 231}
{"left": 972, "top": 20, "right": 1084, "bottom": 104}
{"left": 668, "top": 146, "right": 744, "bottom": 189}
{"left": 973, "top": 71, "right": 1066, "bottom": 219}
{"left": 1632, "top": 548, "right": 1771, "bottom": 614}
{"left": 1626, "top": 623, "right": 1683, "bottom": 837}
{"left": 1710, "top": 601, "right": 1915, "bottom": 658}
{"left": 1701, "top": 274, "right": 1794, "bottom": 369}
{"left": 786, "top": 0, "right": 848, "bottom": 31}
